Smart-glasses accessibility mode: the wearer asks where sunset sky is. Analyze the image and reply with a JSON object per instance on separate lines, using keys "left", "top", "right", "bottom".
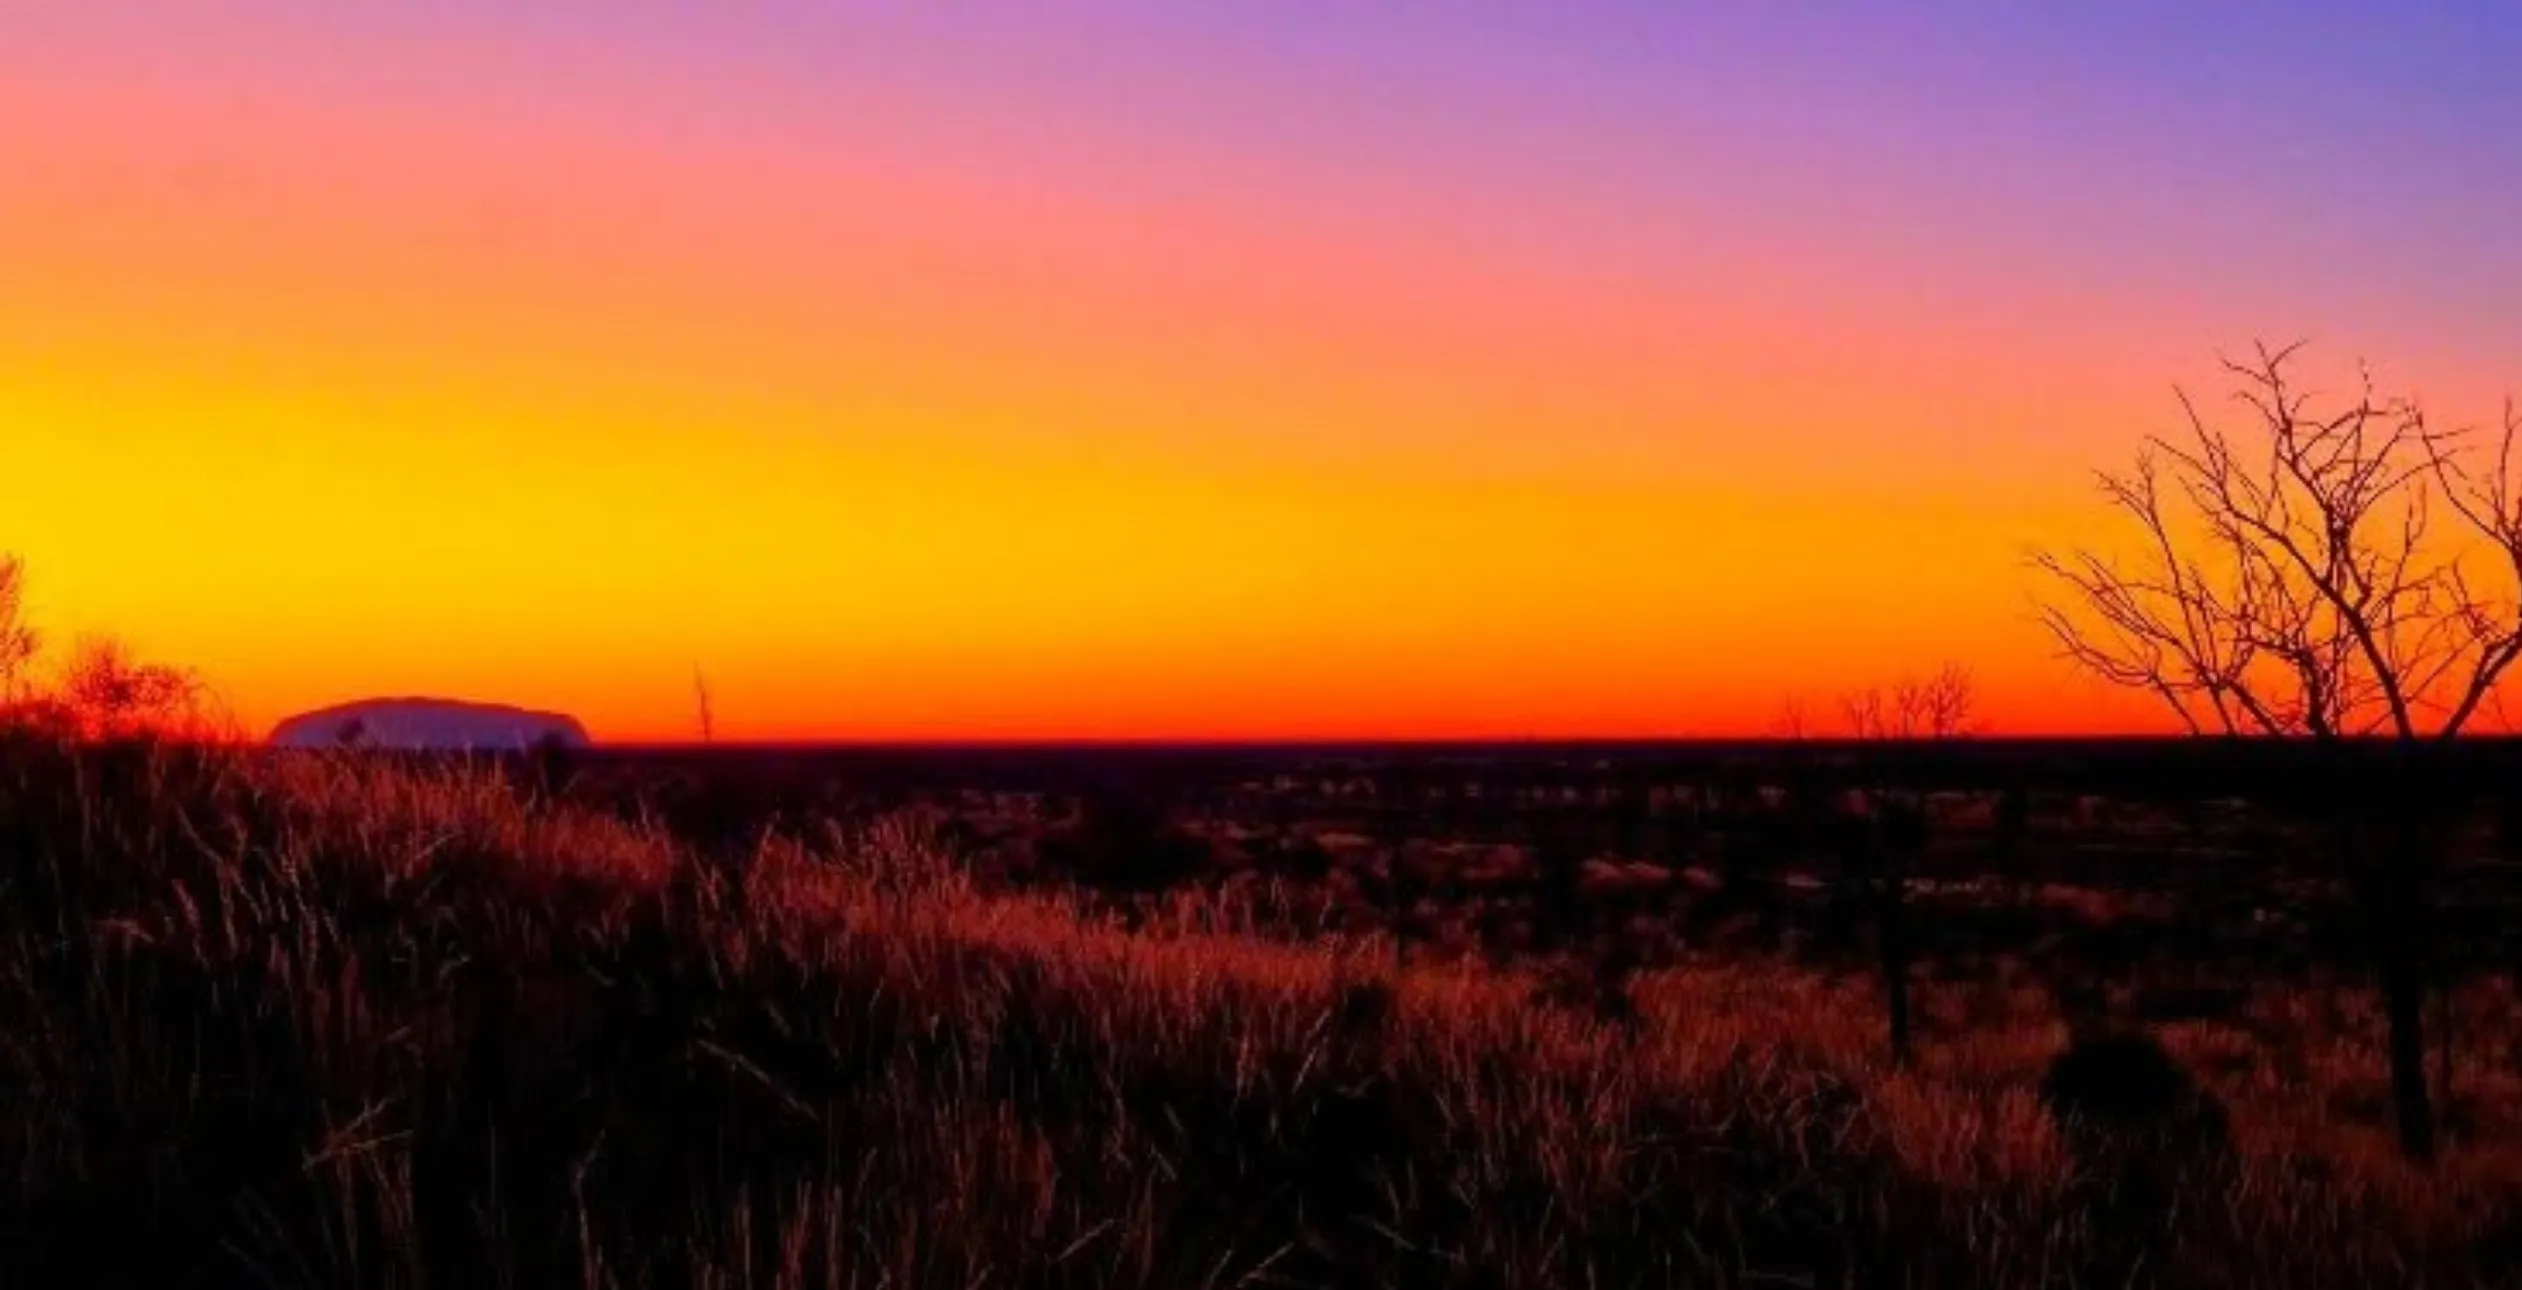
{"left": 5, "top": 4, "right": 2519, "bottom": 741}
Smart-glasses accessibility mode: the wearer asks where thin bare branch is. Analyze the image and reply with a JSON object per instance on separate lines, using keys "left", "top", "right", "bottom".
{"left": 2033, "top": 342, "right": 2522, "bottom": 741}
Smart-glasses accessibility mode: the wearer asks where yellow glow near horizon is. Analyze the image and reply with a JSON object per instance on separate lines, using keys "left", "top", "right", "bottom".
{"left": 3, "top": 17, "right": 2509, "bottom": 741}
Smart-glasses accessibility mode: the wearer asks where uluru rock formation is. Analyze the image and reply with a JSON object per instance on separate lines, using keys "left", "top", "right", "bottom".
{"left": 269, "top": 698, "right": 592, "bottom": 751}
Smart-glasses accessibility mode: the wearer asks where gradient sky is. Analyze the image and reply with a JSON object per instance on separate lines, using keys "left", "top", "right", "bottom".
{"left": 4, "top": 3, "right": 2519, "bottom": 741}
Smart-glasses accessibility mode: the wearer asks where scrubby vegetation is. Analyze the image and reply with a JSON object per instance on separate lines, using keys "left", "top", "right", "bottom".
{"left": 2, "top": 737, "right": 2518, "bottom": 1288}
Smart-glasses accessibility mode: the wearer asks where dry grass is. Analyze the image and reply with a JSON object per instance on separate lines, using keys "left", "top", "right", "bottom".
{"left": 0, "top": 740, "right": 2516, "bottom": 1287}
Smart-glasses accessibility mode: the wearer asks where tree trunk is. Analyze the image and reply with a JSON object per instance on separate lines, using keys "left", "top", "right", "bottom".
{"left": 2357, "top": 753, "right": 2442, "bottom": 1165}
{"left": 1880, "top": 790, "right": 1932, "bottom": 1067}
{"left": 1880, "top": 867, "right": 1912, "bottom": 1065}
{"left": 2383, "top": 928, "right": 2436, "bottom": 1162}
{"left": 2435, "top": 979, "right": 2456, "bottom": 1130}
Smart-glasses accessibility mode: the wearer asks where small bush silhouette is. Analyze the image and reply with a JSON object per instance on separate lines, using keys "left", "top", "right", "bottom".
{"left": 2040, "top": 986, "right": 2236, "bottom": 1279}
{"left": 2041, "top": 1031, "right": 2230, "bottom": 1147}
{"left": 2041, "top": 984, "right": 2231, "bottom": 1171}
{"left": 1040, "top": 786, "right": 1211, "bottom": 899}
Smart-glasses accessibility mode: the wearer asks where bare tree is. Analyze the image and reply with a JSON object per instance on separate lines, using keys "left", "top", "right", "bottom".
{"left": 1773, "top": 696, "right": 1811, "bottom": 741}
{"left": 693, "top": 665, "right": 717, "bottom": 745}
{"left": 2033, "top": 341, "right": 2522, "bottom": 1162}
{"left": 1841, "top": 688, "right": 1889, "bottom": 741}
{"left": 1836, "top": 662, "right": 1975, "bottom": 1062}
{"left": 2033, "top": 342, "right": 2522, "bottom": 740}
{"left": 0, "top": 555, "right": 39, "bottom": 702}
{"left": 1897, "top": 663, "right": 1978, "bottom": 739}
{"left": 1842, "top": 663, "right": 1977, "bottom": 739}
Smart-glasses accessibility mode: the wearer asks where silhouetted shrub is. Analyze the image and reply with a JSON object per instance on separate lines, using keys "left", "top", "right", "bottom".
{"left": 2041, "top": 1030, "right": 2230, "bottom": 1150}
{"left": 1256, "top": 830, "right": 1335, "bottom": 880}
{"left": 2040, "top": 1020, "right": 2236, "bottom": 1283}
{"left": 1040, "top": 786, "right": 1211, "bottom": 899}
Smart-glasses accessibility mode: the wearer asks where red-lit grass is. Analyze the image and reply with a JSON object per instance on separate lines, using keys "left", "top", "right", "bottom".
{"left": 0, "top": 741, "right": 2514, "bottom": 1286}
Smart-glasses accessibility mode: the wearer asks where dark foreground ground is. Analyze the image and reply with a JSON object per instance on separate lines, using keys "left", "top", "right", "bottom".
{"left": 3, "top": 736, "right": 2520, "bottom": 1286}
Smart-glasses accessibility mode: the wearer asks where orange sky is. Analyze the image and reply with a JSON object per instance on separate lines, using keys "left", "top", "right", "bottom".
{"left": 4, "top": 8, "right": 2517, "bottom": 741}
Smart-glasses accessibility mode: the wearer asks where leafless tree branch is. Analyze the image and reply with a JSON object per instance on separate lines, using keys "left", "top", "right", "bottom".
{"left": 2033, "top": 343, "right": 2522, "bottom": 741}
